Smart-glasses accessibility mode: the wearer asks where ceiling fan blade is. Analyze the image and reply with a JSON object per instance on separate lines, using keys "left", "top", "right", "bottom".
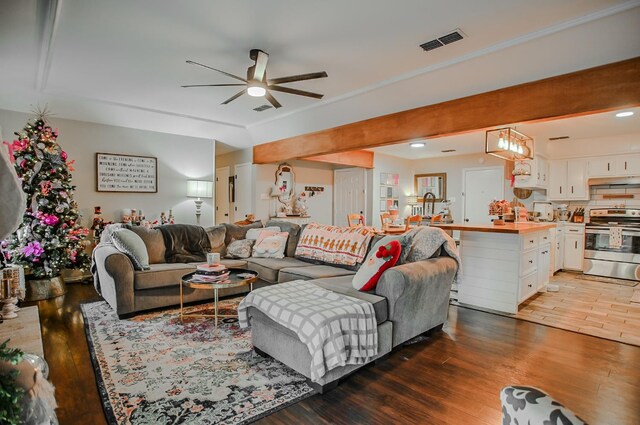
{"left": 186, "top": 60, "right": 247, "bottom": 82}
{"left": 221, "top": 89, "right": 246, "bottom": 105}
{"left": 268, "top": 85, "right": 324, "bottom": 99}
{"left": 251, "top": 49, "right": 269, "bottom": 82}
{"left": 181, "top": 83, "right": 246, "bottom": 88}
{"left": 264, "top": 91, "right": 282, "bottom": 109}
{"left": 267, "top": 71, "right": 328, "bottom": 85}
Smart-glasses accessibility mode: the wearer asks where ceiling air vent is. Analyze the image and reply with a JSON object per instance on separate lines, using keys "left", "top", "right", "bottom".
{"left": 548, "top": 136, "right": 570, "bottom": 141}
{"left": 420, "top": 28, "right": 466, "bottom": 52}
{"left": 253, "top": 104, "right": 272, "bottom": 112}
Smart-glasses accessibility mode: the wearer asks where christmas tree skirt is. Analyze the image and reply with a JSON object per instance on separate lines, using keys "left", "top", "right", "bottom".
{"left": 81, "top": 299, "right": 315, "bottom": 425}
{"left": 24, "top": 276, "right": 66, "bottom": 301}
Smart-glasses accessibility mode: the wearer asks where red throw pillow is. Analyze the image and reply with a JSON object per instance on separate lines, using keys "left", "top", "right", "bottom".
{"left": 352, "top": 240, "right": 402, "bottom": 292}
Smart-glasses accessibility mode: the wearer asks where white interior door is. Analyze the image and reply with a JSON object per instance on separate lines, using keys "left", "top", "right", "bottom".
{"left": 215, "top": 166, "right": 230, "bottom": 224}
{"left": 334, "top": 168, "right": 366, "bottom": 227}
{"left": 462, "top": 166, "right": 504, "bottom": 224}
{"left": 234, "top": 162, "right": 253, "bottom": 221}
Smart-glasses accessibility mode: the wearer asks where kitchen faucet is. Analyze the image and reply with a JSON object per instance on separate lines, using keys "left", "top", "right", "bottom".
{"left": 422, "top": 192, "right": 436, "bottom": 216}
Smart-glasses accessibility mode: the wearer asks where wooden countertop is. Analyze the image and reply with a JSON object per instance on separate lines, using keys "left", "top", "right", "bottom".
{"left": 432, "top": 222, "right": 556, "bottom": 234}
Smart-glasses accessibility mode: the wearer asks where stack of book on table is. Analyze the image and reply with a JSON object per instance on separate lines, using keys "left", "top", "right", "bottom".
{"left": 189, "top": 264, "right": 230, "bottom": 284}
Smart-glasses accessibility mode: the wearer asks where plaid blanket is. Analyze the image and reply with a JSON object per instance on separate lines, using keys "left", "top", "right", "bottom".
{"left": 238, "top": 280, "right": 378, "bottom": 382}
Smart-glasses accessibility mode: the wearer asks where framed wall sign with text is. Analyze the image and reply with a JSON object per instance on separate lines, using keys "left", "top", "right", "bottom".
{"left": 96, "top": 153, "right": 157, "bottom": 193}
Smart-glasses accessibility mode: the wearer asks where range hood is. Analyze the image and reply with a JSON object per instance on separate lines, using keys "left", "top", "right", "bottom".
{"left": 588, "top": 176, "right": 640, "bottom": 187}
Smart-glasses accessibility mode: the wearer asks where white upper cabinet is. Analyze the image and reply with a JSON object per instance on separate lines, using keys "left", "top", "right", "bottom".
{"left": 548, "top": 159, "right": 588, "bottom": 201}
{"left": 588, "top": 154, "right": 640, "bottom": 177}
{"left": 514, "top": 157, "right": 548, "bottom": 189}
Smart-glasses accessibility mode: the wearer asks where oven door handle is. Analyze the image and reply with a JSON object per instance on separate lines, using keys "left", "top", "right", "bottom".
{"left": 586, "top": 227, "right": 640, "bottom": 235}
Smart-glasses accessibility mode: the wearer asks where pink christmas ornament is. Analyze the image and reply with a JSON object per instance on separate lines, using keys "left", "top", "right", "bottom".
{"left": 22, "top": 241, "right": 44, "bottom": 258}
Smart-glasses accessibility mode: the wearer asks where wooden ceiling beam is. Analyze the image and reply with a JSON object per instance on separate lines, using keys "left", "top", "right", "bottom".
{"left": 253, "top": 57, "right": 640, "bottom": 164}
{"left": 303, "top": 150, "right": 374, "bottom": 168}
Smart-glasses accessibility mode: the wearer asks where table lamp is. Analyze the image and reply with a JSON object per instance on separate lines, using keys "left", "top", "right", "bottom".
{"left": 187, "top": 180, "right": 213, "bottom": 225}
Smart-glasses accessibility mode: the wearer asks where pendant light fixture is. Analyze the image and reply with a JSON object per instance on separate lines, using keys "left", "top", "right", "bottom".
{"left": 485, "top": 127, "right": 534, "bottom": 161}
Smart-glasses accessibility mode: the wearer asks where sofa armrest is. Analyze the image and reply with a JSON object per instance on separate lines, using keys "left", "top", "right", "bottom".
{"left": 375, "top": 256, "right": 457, "bottom": 346}
{"left": 93, "top": 244, "right": 135, "bottom": 317}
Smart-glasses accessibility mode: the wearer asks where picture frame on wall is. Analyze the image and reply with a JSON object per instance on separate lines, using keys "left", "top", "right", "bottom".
{"left": 96, "top": 153, "right": 157, "bottom": 193}
{"left": 380, "top": 187, "right": 387, "bottom": 198}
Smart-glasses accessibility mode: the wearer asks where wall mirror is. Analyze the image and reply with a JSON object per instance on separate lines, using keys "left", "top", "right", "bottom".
{"left": 414, "top": 173, "right": 447, "bottom": 202}
{"left": 274, "top": 163, "right": 295, "bottom": 207}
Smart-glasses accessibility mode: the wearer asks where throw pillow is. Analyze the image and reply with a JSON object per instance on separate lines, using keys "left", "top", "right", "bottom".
{"left": 352, "top": 238, "right": 402, "bottom": 292}
{"left": 225, "top": 239, "right": 255, "bottom": 259}
{"left": 111, "top": 228, "right": 151, "bottom": 271}
{"left": 223, "top": 222, "right": 263, "bottom": 246}
{"left": 129, "top": 226, "right": 165, "bottom": 264}
{"left": 252, "top": 231, "right": 289, "bottom": 259}
{"left": 246, "top": 226, "right": 280, "bottom": 240}
{"left": 265, "top": 219, "right": 301, "bottom": 257}
{"left": 204, "top": 225, "right": 227, "bottom": 253}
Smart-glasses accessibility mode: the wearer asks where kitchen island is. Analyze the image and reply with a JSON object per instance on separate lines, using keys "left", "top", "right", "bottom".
{"left": 433, "top": 222, "right": 557, "bottom": 314}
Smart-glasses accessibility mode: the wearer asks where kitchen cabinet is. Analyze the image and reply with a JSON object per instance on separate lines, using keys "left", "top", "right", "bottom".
{"left": 588, "top": 154, "right": 640, "bottom": 177}
{"left": 514, "top": 157, "right": 548, "bottom": 189}
{"left": 563, "top": 224, "right": 585, "bottom": 271}
{"left": 549, "top": 159, "right": 588, "bottom": 201}
{"left": 537, "top": 243, "right": 551, "bottom": 291}
{"left": 554, "top": 227, "right": 564, "bottom": 273}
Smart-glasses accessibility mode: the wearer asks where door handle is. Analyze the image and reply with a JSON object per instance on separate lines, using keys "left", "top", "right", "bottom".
{"left": 224, "top": 213, "right": 228, "bottom": 216}
{"left": 465, "top": 219, "right": 469, "bottom": 222}
{"left": 607, "top": 163, "right": 610, "bottom": 171}
{"left": 571, "top": 186, "right": 574, "bottom": 194}
{"left": 625, "top": 161, "right": 628, "bottom": 170}
{"left": 560, "top": 186, "right": 562, "bottom": 194}
{"left": 529, "top": 260, "right": 533, "bottom": 264}
{"left": 575, "top": 241, "right": 578, "bottom": 249}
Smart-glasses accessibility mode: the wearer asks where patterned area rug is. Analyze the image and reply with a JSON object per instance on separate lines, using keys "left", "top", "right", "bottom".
{"left": 81, "top": 300, "right": 315, "bottom": 424}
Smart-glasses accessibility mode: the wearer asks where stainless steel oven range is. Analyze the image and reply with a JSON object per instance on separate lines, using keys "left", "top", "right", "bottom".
{"left": 584, "top": 208, "right": 640, "bottom": 281}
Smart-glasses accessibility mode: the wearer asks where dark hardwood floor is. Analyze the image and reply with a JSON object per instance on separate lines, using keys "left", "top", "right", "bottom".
{"left": 31, "top": 283, "right": 640, "bottom": 425}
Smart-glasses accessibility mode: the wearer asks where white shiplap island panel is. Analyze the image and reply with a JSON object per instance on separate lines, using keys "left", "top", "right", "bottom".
{"left": 453, "top": 224, "right": 555, "bottom": 314}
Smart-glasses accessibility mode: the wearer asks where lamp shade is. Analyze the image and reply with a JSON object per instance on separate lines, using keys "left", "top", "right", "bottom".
{"left": 186, "top": 180, "right": 213, "bottom": 198}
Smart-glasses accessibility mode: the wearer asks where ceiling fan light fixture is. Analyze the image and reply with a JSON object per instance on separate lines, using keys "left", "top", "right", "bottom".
{"left": 247, "top": 83, "right": 266, "bottom": 97}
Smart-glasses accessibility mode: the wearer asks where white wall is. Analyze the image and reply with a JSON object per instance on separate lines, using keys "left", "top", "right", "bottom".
{"left": 0, "top": 108, "right": 215, "bottom": 227}
{"left": 254, "top": 160, "right": 334, "bottom": 224}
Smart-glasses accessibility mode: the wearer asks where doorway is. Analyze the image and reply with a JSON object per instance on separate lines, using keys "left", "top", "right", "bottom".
{"left": 234, "top": 162, "right": 253, "bottom": 222}
{"left": 215, "top": 166, "right": 230, "bottom": 224}
{"left": 334, "top": 168, "right": 366, "bottom": 227}
{"left": 462, "top": 166, "right": 504, "bottom": 224}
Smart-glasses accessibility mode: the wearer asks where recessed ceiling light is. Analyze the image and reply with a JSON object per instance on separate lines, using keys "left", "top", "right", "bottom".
{"left": 615, "top": 111, "right": 634, "bottom": 118}
{"left": 410, "top": 142, "right": 425, "bottom": 148}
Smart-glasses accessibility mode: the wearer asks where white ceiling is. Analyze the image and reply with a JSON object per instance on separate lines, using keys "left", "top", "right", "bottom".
{"left": 1, "top": 0, "right": 639, "bottom": 152}
{"left": 370, "top": 107, "right": 640, "bottom": 159}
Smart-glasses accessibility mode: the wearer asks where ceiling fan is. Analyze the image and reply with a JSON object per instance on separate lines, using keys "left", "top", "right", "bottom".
{"left": 182, "top": 49, "right": 328, "bottom": 109}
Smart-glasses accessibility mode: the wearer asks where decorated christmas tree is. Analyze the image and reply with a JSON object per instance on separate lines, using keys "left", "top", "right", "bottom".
{"left": 4, "top": 114, "right": 90, "bottom": 278}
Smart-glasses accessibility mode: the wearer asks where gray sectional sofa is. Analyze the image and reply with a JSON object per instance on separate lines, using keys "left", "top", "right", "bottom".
{"left": 92, "top": 220, "right": 458, "bottom": 391}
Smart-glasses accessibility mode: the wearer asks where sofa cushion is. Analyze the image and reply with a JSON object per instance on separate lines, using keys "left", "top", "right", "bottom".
{"left": 133, "top": 263, "right": 197, "bottom": 290}
{"left": 265, "top": 220, "right": 301, "bottom": 257}
{"left": 111, "top": 228, "right": 151, "bottom": 271}
{"left": 129, "top": 226, "right": 166, "bottom": 264}
{"left": 246, "top": 226, "right": 281, "bottom": 240}
{"left": 223, "top": 222, "right": 263, "bottom": 246}
{"left": 278, "top": 265, "right": 355, "bottom": 283}
{"left": 311, "top": 276, "right": 388, "bottom": 324}
{"left": 204, "top": 225, "right": 226, "bottom": 254}
{"left": 220, "top": 258, "right": 248, "bottom": 268}
{"left": 245, "top": 257, "right": 312, "bottom": 283}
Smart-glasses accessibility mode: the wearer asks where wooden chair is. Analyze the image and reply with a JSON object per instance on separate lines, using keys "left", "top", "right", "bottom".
{"left": 380, "top": 212, "right": 392, "bottom": 231}
{"left": 347, "top": 213, "right": 364, "bottom": 228}
{"left": 405, "top": 214, "right": 422, "bottom": 231}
